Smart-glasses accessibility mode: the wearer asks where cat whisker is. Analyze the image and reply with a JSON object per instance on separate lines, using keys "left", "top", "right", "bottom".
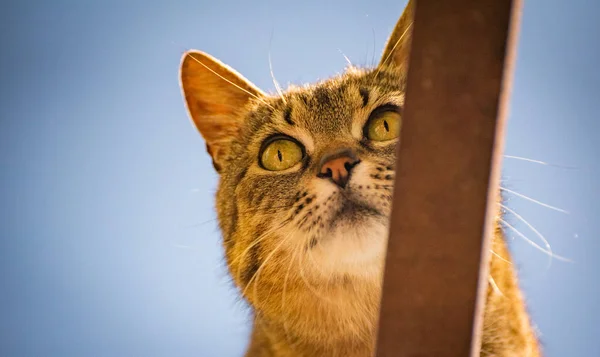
{"left": 187, "top": 53, "right": 275, "bottom": 110}
{"left": 256, "top": 233, "right": 300, "bottom": 313}
{"left": 233, "top": 221, "right": 289, "bottom": 284}
{"left": 267, "top": 30, "right": 286, "bottom": 104}
{"left": 243, "top": 230, "right": 294, "bottom": 301}
{"left": 304, "top": 244, "right": 328, "bottom": 276}
{"left": 371, "top": 26, "right": 377, "bottom": 67}
{"left": 499, "top": 186, "right": 570, "bottom": 214}
{"left": 299, "top": 247, "right": 339, "bottom": 305}
{"left": 182, "top": 217, "right": 218, "bottom": 229}
{"left": 216, "top": 209, "right": 289, "bottom": 227}
{"left": 499, "top": 203, "right": 571, "bottom": 268}
{"left": 503, "top": 155, "right": 578, "bottom": 169}
{"left": 499, "top": 218, "right": 572, "bottom": 263}
{"left": 236, "top": 203, "right": 299, "bottom": 216}
{"left": 172, "top": 243, "right": 196, "bottom": 250}
{"left": 281, "top": 238, "right": 302, "bottom": 338}
{"left": 268, "top": 52, "right": 287, "bottom": 104}
{"left": 488, "top": 275, "right": 505, "bottom": 297}
{"left": 490, "top": 249, "right": 512, "bottom": 265}
{"left": 338, "top": 49, "right": 353, "bottom": 67}
{"left": 253, "top": 236, "right": 305, "bottom": 347}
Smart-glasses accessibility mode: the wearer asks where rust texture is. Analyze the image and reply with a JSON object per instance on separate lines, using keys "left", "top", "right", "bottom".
{"left": 375, "top": 0, "right": 521, "bottom": 356}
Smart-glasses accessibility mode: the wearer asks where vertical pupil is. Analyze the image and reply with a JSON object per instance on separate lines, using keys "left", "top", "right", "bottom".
{"left": 277, "top": 149, "right": 283, "bottom": 162}
{"left": 383, "top": 120, "right": 389, "bottom": 132}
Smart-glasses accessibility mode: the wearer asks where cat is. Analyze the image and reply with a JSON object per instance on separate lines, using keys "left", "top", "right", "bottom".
{"left": 179, "top": 1, "right": 541, "bottom": 356}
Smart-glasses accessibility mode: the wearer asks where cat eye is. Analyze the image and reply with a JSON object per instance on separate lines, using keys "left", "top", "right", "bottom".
{"left": 364, "top": 105, "right": 402, "bottom": 142}
{"left": 260, "top": 137, "right": 304, "bottom": 171}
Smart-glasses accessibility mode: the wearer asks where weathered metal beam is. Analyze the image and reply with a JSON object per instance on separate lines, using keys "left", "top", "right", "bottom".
{"left": 375, "top": 1, "right": 521, "bottom": 356}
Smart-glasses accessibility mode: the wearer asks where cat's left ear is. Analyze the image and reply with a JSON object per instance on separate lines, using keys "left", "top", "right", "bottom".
{"left": 180, "top": 50, "right": 265, "bottom": 173}
{"left": 378, "top": 0, "right": 415, "bottom": 71}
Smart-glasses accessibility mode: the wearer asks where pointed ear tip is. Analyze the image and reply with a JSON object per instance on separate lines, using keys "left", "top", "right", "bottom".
{"left": 180, "top": 50, "right": 213, "bottom": 86}
{"left": 180, "top": 50, "right": 203, "bottom": 69}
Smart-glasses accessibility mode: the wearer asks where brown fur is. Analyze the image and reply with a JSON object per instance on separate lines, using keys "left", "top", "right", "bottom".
{"left": 179, "top": 1, "right": 541, "bottom": 355}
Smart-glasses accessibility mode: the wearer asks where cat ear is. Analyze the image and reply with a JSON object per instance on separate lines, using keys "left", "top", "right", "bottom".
{"left": 180, "top": 51, "right": 265, "bottom": 173}
{"left": 378, "top": 0, "right": 415, "bottom": 70}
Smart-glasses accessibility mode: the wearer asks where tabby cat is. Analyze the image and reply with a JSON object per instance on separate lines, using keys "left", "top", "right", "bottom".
{"left": 179, "top": 1, "right": 541, "bottom": 356}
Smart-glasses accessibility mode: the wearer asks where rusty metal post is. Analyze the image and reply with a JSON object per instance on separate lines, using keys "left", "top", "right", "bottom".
{"left": 375, "top": 1, "right": 521, "bottom": 356}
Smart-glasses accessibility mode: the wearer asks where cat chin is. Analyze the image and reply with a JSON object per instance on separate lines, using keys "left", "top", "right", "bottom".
{"left": 306, "top": 218, "right": 389, "bottom": 279}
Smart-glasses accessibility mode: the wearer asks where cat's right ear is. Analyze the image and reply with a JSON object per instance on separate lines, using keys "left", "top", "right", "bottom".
{"left": 180, "top": 51, "right": 265, "bottom": 173}
{"left": 378, "top": 0, "right": 415, "bottom": 71}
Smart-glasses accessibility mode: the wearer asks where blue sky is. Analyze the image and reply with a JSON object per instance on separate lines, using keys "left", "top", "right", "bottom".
{"left": 1, "top": 0, "right": 598, "bottom": 356}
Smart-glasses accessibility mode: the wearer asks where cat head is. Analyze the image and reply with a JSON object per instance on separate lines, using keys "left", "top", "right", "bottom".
{"left": 179, "top": 1, "right": 413, "bottom": 306}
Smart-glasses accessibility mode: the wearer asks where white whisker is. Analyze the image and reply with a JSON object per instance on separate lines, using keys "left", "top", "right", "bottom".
{"left": 500, "top": 218, "right": 572, "bottom": 263}
{"left": 371, "top": 26, "right": 377, "bottom": 67}
{"left": 500, "top": 203, "right": 572, "bottom": 266}
{"left": 268, "top": 52, "right": 286, "bottom": 104}
{"left": 281, "top": 238, "right": 301, "bottom": 337}
{"left": 500, "top": 186, "right": 570, "bottom": 214}
{"left": 299, "top": 247, "right": 338, "bottom": 304}
{"left": 243, "top": 230, "right": 294, "bottom": 300}
{"left": 504, "top": 155, "right": 578, "bottom": 169}
{"left": 337, "top": 49, "right": 352, "bottom": 67}
{"left": 267, "top": 30, "right": 286, "bottom": 103}
{"left": 490, "top": 249, "right": 512, "bottom": 265}
{"left": 233, "top": 221, "right": 288, "bottom": 284}
{"left": 172, "top": 243, "right": 196, "bottom": 250}
{"left": 488, "top": 275, "right": 505, "bottom": 297}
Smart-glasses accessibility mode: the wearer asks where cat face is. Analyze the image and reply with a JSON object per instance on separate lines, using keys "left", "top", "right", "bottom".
{"left": 229, "top": 70, "right": 406, "bottom": 283}
{"left": 180, "top": 2, "right": 413, "bottom": 305}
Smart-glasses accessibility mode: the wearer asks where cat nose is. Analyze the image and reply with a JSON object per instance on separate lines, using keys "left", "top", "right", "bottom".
{"left": 318, "top": 149, "right": 360, "bottom": 188}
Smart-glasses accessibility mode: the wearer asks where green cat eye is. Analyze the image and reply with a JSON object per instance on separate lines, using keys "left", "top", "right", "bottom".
{"left": 365, "top": 108, "right": 402, "bottom": 142}
{"left": 260, "top": 138, "right": 304, "bottom": 171}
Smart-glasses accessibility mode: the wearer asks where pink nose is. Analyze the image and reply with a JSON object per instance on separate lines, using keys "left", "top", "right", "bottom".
{"left": 318, "top": 151, "right": 360, "bottom": 188}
